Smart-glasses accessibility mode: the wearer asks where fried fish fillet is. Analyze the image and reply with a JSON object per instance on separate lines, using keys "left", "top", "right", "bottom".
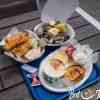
{"left": 11, "top": 41, "right": 32, "bottom": 57}
{"left": 64, "top": 65, "right": 85, "bottom": 81}
{"left": 4, "top": 32, "right": 29, "bottom": 50}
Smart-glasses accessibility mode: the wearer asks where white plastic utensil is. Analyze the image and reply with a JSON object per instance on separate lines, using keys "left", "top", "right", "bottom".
{"left": 22, "top": 64, "right": 37, "bottom": 74}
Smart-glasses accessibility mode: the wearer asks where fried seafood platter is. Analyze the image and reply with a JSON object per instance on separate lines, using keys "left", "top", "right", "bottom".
{"left": 0, "top": 29, "right": 45, "bottom": 63}
{"left": 39, "top": 45, "right": 93, "bottom": 92}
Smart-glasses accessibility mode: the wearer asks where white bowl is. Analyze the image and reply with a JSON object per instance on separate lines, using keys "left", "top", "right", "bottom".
{"left": 38, "top": 48, "right": 93, "bottom": 93}
{"left": 34, "top": 23, "right": 76, "bottom": 46}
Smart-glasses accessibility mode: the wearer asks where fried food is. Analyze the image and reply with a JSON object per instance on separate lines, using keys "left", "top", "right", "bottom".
{"left": 48, "top": 28, "right": 60, "bottom": 36}
{"left": 2, "top": 30, "right": 44, "bottom": 63}
{"left": 55, "top": 23, "right": 67, "bottom": 33}
{"left": 54, "top": 51, "right": 69, "bottom": 64}
{"left": 11, "top": 41, "right": 32, "bottom": 57}
{"left": 4, "top": 32, "right": 29, "bottom": 50}
{"left": 25, "top": 48, "right": 41, "bottom": 60}
{"left": 50, "top": 58, "right": 64, "bottom": 70}
{"left": 36, "top": 21, "right": 69, "bottom": 45}
{"left": 64, "top": 65, "right": 85, "bottom": 81}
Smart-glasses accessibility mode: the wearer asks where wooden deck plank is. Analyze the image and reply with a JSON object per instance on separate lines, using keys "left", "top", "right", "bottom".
{"left": 0, "top": 11, "right": 40, "bottom": 29}
{"left": 0, "top": 11, "right": 80, "bottom": 29}
{"left": 98, "top": 53, "right": 100, "bottom": 64}
{"left": 69, "top": 12, "right": 80, "bottom": 19}
{"left": 0, "top": 86, "right": 2, "bottom": 91}
{"left": 0, "top": 19, "right": 41, "bottom": 39}
{"left": 95, "top": 80, "right": 100, "bottom": 89}
{"left": 80, "top": 34, "right": 100, "bottom": 51}
{"left": 0, "top": 65, "right": 23, "bottom": 90}
{"left": 0, "top": 85, "right": 2, "bottom": 90}
{"left": 75, "top": 24, "right": 100, "bottom": 40}
{"left": 80, "top": 0, "right": 100, "bottom": 21}
{"left": 67, "top": 16, "right": 89, "bottom": 29}
{"left": 0, "top": 55, "right": 16, "bottom": 70}
{"left": 0, "top": 83, "right": 33, "bottom": 100}
{"left": 0, "top": 75, "right": 3, "bottom": 90}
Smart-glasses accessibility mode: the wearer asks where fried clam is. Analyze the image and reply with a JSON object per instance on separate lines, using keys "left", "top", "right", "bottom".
{"left": 11, "top": 41, "right": 32, "bottom": 57}
{"left": 48, "top": 28, "right": 60, "bottom": 36}
{"left": 64, "top": 65, "right": 86, "bottom": 82}
{"left": 54, "top": 51, "right": 69, "bottom": 65}
{"left": 4, "top": 32, "right": 29, "bottom": 50}
{"left": 54, "top": 22, "right": 68, "bottom": 33}
{"left": 45, "top": 58, "right": 65, "bottom": 78}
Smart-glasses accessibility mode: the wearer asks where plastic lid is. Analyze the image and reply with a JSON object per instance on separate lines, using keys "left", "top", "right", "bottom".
{"left": 41, "top": 0, "right": 79, "bottom": 22}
